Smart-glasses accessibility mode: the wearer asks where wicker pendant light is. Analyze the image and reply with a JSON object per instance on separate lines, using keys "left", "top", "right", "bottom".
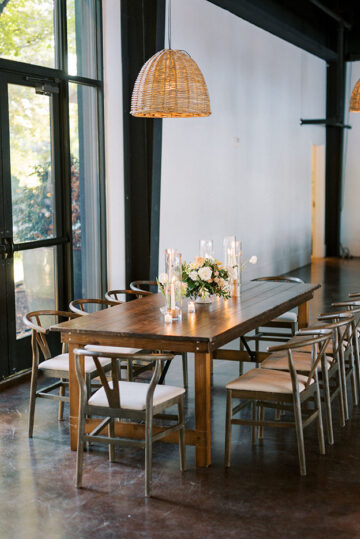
{"left": 130, "top": 0, "right": 211, "bottom": 118}
{"left": 350, "top": 79, "right": 360, "bottom": 112}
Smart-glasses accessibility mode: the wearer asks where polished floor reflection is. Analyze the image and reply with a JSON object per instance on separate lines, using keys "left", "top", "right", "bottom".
{"left": 1, "top": 258, "right": 360, "bottom": 538}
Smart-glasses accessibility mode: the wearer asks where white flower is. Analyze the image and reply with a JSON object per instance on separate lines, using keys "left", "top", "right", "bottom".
{"left": 223, "top": 281, "right": 230, "bottom": 293}
{"left": 198, "top": 266, "right": 212, "bottom": 281}
{"left": 249, "top": 256, "right": 257, "bottom": 264}
{"left": 158, "top": 273, "right": 168, "bottom": 284}
{"left": 226, "top": 265, "right": 237, "bottom": 279}
{"left": 189, "top": 271, "right": 199, "bottom": 281}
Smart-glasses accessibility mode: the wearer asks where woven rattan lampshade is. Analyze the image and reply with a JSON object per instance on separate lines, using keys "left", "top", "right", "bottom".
{"left": 350, "top": 79, "right": 360, "bottom": 112}
{"left": 131, "top": 49, "right": 211, "bottom": 118}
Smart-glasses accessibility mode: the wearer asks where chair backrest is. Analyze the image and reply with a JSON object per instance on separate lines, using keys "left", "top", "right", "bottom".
{"left": 252, "top": 275, "right": 304, "bottom": 284}
{"left": 318, "top": 310, "right": 356, "bottom": 355}
{"left": 74, "top": 348, "right": 173, "bottom": 409}
{"left": 105, "top": 289, "right": 141, "bottom": 302}
{"left": 23, "top": 310, "right": 79, "bottom": 362}
{"left": 129, "top": 280, "right": 157, "bottom": 296}
{"left": 268, "top": 333, "right": 332, "bottom": 392}
{"left": 331, "top": 302, "right": 360, "bottom": 335}
{"left": 69, "top": 298, "right": 118, "bottom": 316}
{"left": 349, "top": 292, "right": 360, "bottom": 299}
{"left": 298, "top": 315, "right": 354, "bottom": 362}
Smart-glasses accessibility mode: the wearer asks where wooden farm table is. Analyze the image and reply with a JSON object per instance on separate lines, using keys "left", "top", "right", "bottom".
{"left": 52, "top": 280, "right": 320, "bottom": 467}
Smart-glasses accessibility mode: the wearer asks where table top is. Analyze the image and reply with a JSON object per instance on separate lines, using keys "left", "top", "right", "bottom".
{"left": 52, "top": 281, "right": 320, "bottom": 352}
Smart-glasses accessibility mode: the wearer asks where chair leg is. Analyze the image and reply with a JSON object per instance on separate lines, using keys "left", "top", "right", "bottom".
{"left": 251, "top": 401, "right": 258, "bottom": 445}
{"left": 58, "top": 379, "right": 65, "bottom": 421}
{"left": 275, "top": 403, "right": 281, "bottom": 420}
{"left": 259, "top": 403, "right": 264, "bottom": 439}
{"left": 315, "top": 376, "right": 326, "bottom": 455}
{"left": 239, "top": 338, "right": 244, "bottom": 375}
{"left": 350, "top": 346, "right": 358, "bottom": 406}
{"left": 145, "top": 408, "right": 153, "bottom": 497}
{"left": 353, "top": 333, "right": 360, "bottom": 393}
{"left": 321, "top": 361, "right": 334, "bottom": 445}
{"left": 108, "top": 419, "right": 115, "bottom": 462}
{"left": 293, "top": 393, "right": 306, "bottom": 476}
{"left": 178, "top": 398, "right": 186, "bottom": 471}
{"left": 86, "top": 375, "right": 91, "bottom": 400}
{"left": 255, "top": 330, "right": 260, "bottom": 354}
{"left": 76, "top": 410, "right": 86, "bottom": 488}
{"left": 337, "top": 361, "right": 346, "bottom": 427}
{"left": 28, "top": 366, "right": 38, "bottom": 438}
{"left": 340, "top": 349, "right": 349, "bottom": 420}
{"left": 182, "top": 353, "right": 188, "bottom": 389}
{"left": 225, "top": 390, "right": 232, "bottom": 468}
{"left": 127, "top": 360, "right": 133, "bottom": 381}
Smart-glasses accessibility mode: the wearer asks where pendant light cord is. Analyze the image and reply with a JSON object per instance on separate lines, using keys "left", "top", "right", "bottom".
{"left": 167, "top": 0, "right": 172, "bottom": 49}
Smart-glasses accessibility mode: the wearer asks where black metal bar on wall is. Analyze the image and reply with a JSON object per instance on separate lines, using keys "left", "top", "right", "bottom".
{"left": 325, "top": 24, "right": 346, "bottom": 257}
{"left": 121, "top": 0, "right": 165, "bottom": 287}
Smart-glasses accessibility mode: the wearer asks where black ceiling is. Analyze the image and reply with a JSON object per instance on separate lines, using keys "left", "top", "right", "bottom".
{"left": 207, "top": 0, "right": 360, "bottom": 62}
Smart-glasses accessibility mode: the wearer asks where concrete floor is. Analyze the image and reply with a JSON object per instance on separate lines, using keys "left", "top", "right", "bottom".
{"left": 1, "top": 258, "right": 360, "bottom": 538}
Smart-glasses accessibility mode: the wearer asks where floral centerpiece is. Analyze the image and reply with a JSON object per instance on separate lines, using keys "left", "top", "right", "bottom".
{"left": 182, "top": 257, "right": 231, "bottom": 302}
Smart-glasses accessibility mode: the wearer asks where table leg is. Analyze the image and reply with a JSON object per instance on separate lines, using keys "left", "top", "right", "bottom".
{"left": 195, "top": 352, "right": 212, "bottom": 467}
{"left": 298, "top": 300, "right": 310, "bottom": 329}
{"left": 69, "top": 342, "right": 82, "bottom": 451}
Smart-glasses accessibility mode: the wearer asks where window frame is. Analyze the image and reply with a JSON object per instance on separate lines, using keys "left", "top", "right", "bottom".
{"left": 0, "top": 0, "right": 107, "bottom": 303}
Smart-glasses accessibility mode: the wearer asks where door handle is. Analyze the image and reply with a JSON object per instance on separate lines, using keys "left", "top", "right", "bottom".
{"left": 0, "top": 238, "right": 14, "bottom": 259}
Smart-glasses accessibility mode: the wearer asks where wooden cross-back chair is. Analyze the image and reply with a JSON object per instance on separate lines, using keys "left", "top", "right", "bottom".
{"left": 225, "top": 333, "right": 332, "bottom": 476}
{"left": 262, "top": 315, "right": 354, "bottom": 444}
{"left": 69, "top": 298, "right": 119, "bottom": 315}
{"left": 105, "top": 289, "right": 141, "bottom": 302}
{"left": 317, "top": 310, "right": 359, "bottom": 420}
{"left": 129, "top": 280, "right": 157, "bottom": 296}
{"left": 69, "top": 298, "right": 154, "bottom": 381}
{"left": 129, "top": 281, "right": 188, "bottom": 388}
{"left": 246, "top": 276, "right": 305, "bottom": 351}
{"left": 332, "top": 299, "right": 360, "bottom": 360}
{"left": 74, "top": 348, "right": 186, "bottom": 497}
{"left": 23, "top": 310, "right": 113, "bottom": 438}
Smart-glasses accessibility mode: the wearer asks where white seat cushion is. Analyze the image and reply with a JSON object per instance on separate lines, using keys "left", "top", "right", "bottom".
{"left": 272, "top": 311, "right": 298, "bottom": 323}
{"left": 226, "top": 368, "right": 312, "bottom": 394}
{"left": 39, "top": 353, "right": 111, "bottom": 374}
{"left": 85, "top": 344, "right": 141, "bottom": 355}
{"left": 261, "top": 351, "right": 332, "bottom": 372}
{"left": 88, "top": 381, "right": 185, "bottom": 410}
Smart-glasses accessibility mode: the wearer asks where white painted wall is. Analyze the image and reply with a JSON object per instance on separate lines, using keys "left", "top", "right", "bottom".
{"left": 342, "top": 61, "right": 360, "bottom": 255}
{"left": 102, "top": 0, "right": 125, "bottom": 288}
{"left": 159, "top": 0, "right": 326, "bottom": 280}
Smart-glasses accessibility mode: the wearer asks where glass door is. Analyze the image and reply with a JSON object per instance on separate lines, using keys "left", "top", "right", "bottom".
{"left": 0, "top": 75, "right": 69, "bottom": 379}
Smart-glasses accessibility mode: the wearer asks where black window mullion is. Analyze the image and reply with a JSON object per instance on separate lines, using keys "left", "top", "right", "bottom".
{"left": 58, "top": 78, "right": 74, "bottom": 307}
{"left": 96, "top": 0, "right": 103, "bottom": 81}
{"left": 57, "top": 0, "right": 69, "bottom": 74}
{"left": 0, "top": 81, "right": 11, "bottom": 378}
{"left": 97, "top": 85, "right": 107, "bottom": 295}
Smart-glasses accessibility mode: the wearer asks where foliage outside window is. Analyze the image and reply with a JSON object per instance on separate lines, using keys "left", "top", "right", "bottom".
{"left": 0, "top": 0, "right": 56, "bottom": 68}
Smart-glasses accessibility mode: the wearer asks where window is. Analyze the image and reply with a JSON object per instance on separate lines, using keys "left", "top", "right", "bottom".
{"left": 69, "top": 82, "right": 102, "bottom": 299}
{"left": 0, "top": 0, "right": 56, "bottom": 68}
{"left": 0, "top": 0, "right": 105, "bottom": 301}
{"left": 0, "top": 0, "right": 105, "bottom": 377}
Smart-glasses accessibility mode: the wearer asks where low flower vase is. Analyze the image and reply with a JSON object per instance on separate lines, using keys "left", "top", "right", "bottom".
{"left": 160, "top": 305, "right": 182, "bottom": 320}
{"left": 195, "top": 295, "right": 213, "bottom": 304}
